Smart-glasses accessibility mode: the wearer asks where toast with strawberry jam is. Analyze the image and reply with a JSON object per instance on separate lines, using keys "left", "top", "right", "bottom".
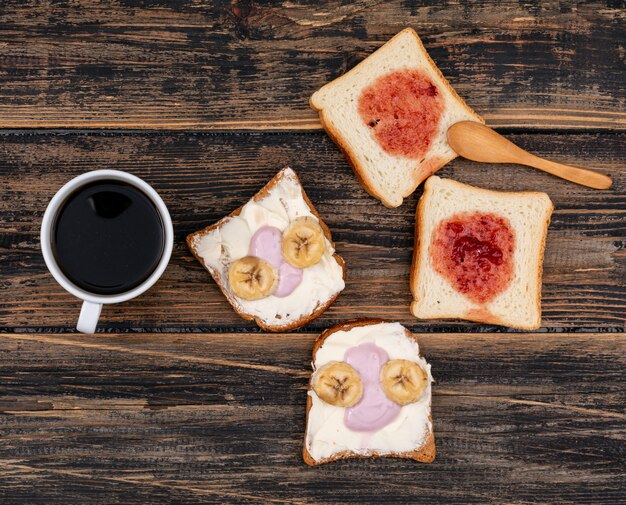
{"left": 311, "top": 28, "right": 483, "bottom": 208}
{"left": 411, "top": 176, "right": 553, "bottom": 330}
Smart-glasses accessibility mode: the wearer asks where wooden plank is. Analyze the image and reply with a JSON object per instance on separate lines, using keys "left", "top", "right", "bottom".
{"left": 0, "top": 131, "right": 624, "bottom": 331}
{"left": 0, "top": 1, "right": 624, "bottom": 130}
{"left": 0, "top": 331, "right": 624, "bottom": 504}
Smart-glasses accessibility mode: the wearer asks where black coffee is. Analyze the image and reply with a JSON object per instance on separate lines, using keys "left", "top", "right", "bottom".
{"left": 52, "top": 180, "right": 165, "bottom": 295}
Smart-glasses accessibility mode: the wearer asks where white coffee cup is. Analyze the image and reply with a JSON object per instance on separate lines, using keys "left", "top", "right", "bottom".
{"left": 40, "top": 170, "right": 174, "bottom": 334}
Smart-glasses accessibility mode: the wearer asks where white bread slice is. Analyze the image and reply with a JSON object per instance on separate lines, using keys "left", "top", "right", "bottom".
{"left": 411, "top": 176, "right": 553, "bottom": 330}
{"left": 303, "top": 320, "right": 435, "bottom": 466}
{"left": 311, "top": 28, "right": 483, "bottom": 208}
{"left": 187, "top": 167, "right": 346, "bottom": 332}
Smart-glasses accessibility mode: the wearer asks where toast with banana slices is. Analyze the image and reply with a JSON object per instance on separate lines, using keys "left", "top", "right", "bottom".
{"left": 411, "top": 176, "right": 553, "bottom": 330}
{"left": 303, "top": 320, "right": 435, "bottom": 465}
{"left": 311, "top": 28, "right": 483, "bottom": 208}
{"left": 187, "top": 167, "right": 346, "bottom": 332}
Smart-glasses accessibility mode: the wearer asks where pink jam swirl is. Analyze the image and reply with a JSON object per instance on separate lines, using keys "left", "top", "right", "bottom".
{"left": 344, "top": 342, "right": 400, "bottom": 432}
{"left": 248, "top": 226, "right": 302, "bottom": 297}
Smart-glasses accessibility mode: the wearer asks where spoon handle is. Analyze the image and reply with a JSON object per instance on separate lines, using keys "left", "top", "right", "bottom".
{"left": 516, "top": 150, "right": 613, "bottom": 190}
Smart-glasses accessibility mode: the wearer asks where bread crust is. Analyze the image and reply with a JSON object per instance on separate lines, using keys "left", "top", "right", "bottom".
{"left": 410, "top": 177, "right": 554, "bottom": 330}
{"left": 311, "top": 28, "right": 484, "bottom": 208}
{"left": 186, "top": 168, "right": 346, "bottom": 332}
{"left": 302, "top": 319, "right": 436, "bottom": 466}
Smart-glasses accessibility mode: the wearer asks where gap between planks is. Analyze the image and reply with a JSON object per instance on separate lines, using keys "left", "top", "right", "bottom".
{"left": 0, "top": 108, "right": 624, "bottom": 131}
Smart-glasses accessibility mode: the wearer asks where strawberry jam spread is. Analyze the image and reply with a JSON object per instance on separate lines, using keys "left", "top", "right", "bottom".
{"left": 430, "top": 212, "right": 515, "bottom": 304}
{"left": 358, "top": 69, "right": 444, "bottom": 158}
{"left": 343, "top": 343, "right": 400, "bottom": 432}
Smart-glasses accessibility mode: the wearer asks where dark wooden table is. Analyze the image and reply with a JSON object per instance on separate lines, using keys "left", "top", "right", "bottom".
{"left": 1, "top": 1, "right": 624, "bottom": 503}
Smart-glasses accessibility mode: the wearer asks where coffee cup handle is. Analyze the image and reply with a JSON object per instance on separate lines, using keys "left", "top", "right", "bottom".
{"left": 77, "top": 301, "right": 102, "bottom": 334}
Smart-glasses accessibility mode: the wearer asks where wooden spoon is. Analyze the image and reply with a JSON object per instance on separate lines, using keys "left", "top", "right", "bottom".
{"left": 447, "top": 121, "right": 612, "bottom": 189}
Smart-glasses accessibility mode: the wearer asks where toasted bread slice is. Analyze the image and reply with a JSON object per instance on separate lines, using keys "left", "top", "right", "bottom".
{"left": 303, "top": 319, "right": 435, "bottom": 466}
{"left": 311, "top": 28, "right": 483, "bottom": 208}
{"left": 187, "top": 167, "right": 346, "bottom": 332}
{"left": 411, "top": 176, "right": 553, "bottom": 330}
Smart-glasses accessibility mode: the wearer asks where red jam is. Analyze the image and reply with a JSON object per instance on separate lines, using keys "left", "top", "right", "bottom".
{"left": 430, "top": 212, "right": 515, "bottom": 304}
{"left": 358, "top": 69, "right": 444, "bottom": 158}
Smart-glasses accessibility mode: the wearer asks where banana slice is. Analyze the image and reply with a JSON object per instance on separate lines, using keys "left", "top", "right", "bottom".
{"left": 282, "top": 217, "right": 325, "bottom": 268}
{"left": 380, "top": 359, "right": 428, "bottom": 405}
{"left": 312, "top": 361, "right": 363, "bottom": 407}
{"left": 228, "top": 256, "right": 278, "bottom": 300}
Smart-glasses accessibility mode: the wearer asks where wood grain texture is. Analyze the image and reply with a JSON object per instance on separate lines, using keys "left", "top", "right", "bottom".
{"left": 1, "top": 2, "right": 624, "bottom": 503}
{"left": 1, "top": 131, "right": 624, "bottom": 332}
{"left": 0, "top": 331, "right": 624, "bottom": 504}
{"left": 0, "top": 0, "right": 624, "bottom": 130}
